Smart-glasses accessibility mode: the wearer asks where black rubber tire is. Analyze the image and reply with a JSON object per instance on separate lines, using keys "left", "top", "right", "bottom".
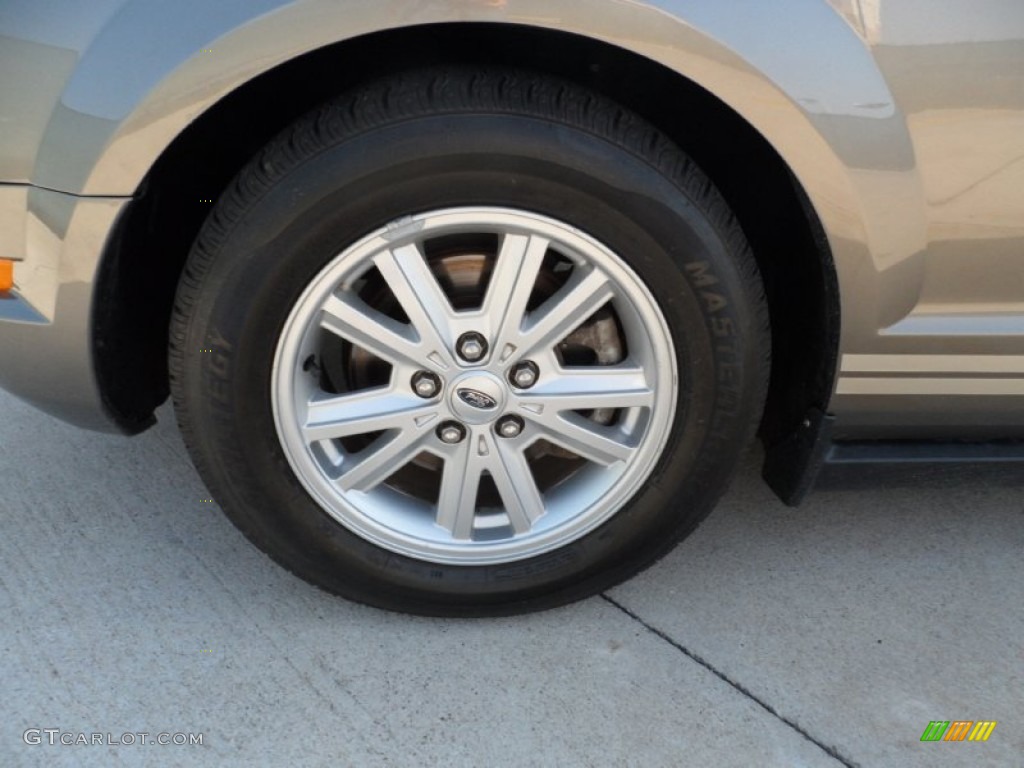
{"left": 169, "top": 68, "right": 769, "bottom": 616}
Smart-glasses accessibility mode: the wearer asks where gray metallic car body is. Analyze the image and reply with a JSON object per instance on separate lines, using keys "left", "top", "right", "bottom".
{"left": 1, "top": 0, "right": 1023, "bottom": 459}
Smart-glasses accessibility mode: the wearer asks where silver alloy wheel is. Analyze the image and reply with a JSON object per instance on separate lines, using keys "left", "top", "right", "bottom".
{"left": 272, "top": 207, "right": 677, "bottom": 565}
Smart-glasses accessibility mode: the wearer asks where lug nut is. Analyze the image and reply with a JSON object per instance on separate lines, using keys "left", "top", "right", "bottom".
{"left": 509, "top": 361, "right": 539, "bottom": 389}
{"left": 437, "top": 422, "right": 467, "bottom": 445}
{"left": 496, "top": 415, "right": 525, "bottom": 439}
{"left": 412, "top": 371, "right": 442, "bottom": 399}
{"left": 456, "top": 332, "right": 488, "bottom": 363}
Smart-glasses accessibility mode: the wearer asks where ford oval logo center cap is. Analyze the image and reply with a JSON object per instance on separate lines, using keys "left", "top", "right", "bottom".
{"left": 449, "top": 373, "right": 507, "bottom": 424}
{"left": 457, "top": 388, "right": 498, "bottom": 410}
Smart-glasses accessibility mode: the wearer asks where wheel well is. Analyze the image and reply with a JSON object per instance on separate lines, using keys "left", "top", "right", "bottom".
{"left": 95, "top": 22, "right": 839, "bottom": 483}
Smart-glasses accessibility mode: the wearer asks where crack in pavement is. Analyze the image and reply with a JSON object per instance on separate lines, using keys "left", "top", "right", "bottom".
{"left": 601, "top": 594, "right": 859, "bottom": 768}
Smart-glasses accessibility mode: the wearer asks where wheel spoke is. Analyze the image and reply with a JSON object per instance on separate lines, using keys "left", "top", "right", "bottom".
{"left": 488, "top": 436, "right": 545, "bottom": 534}
{"left": 486, "top": 233, "right": 549, "bottom": 355}
{"left": 517, "top": 269, "right": 614, "bottom": 358}
{"left": 518, "top": 366, "right": 654, "bottom": 412}
{"left": 526, "top": 410, "right": 635, "bottom": 466}
{"left": 320, "top": 294, "right": 440, "bottom": 371}
{"left": 303, "top": 389, "right": 437, "bottom": 443}
{"left": 436, "top": 441, "right": 483, "bottom": 540}
{"left": 337, "top": 429, "right": 429, "bottom": 492}
{"left": 373, "top": 244, "right": 455, "bottom": 362}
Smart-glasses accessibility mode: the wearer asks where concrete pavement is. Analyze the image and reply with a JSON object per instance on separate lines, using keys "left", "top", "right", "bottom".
{"left": 1, "top": 390, "right": 1021, "bottom": 767}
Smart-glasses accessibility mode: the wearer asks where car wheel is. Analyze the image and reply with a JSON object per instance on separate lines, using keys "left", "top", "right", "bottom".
{"left": 169, "top": 68, "right": 769, "bottom": 615}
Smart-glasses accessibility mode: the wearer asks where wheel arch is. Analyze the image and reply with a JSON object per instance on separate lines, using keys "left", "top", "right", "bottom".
{"left": 93, "top": 17, "right": 857, "bottom": 497}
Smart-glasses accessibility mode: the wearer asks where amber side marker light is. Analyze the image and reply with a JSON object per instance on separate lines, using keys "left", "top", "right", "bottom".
{"left": 0, "top": 259, "right": 14, "bottom": 294}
